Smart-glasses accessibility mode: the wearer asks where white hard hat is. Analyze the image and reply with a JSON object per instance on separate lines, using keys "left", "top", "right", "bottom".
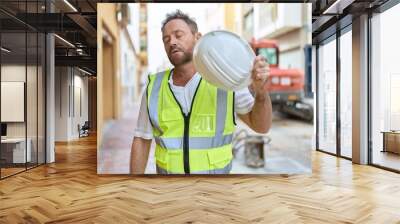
{"left": 193, "top": 30, "right": 255, "bottom": 91}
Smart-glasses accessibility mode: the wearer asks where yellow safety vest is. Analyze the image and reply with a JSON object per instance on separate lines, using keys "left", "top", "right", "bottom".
{"left": 146, "top": 69, "right": 236, "bottom": 174}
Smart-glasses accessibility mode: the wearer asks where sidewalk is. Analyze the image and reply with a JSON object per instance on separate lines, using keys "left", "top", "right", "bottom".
{"left": 232, "top": 112, "right": 312, "bottom": 174}
{"left": 98, "top": 103, "right": 156, "bottom": 174}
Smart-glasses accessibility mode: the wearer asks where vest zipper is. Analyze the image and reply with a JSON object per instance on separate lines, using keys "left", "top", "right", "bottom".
{"left": 183, "top": 113, "right": 190, "bottom": 174}
{"left": 166, "top": 69, "right": 202, "bottom": 174}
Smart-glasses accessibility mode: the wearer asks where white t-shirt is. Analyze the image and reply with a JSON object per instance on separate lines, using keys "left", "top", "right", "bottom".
{"left": 133, "top": 72, "right": 254, "bottom": 140}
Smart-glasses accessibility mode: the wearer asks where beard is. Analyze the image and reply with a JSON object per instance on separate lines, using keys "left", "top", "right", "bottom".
{"left": 167, "top": 48, "right": 193, "bottom": 66}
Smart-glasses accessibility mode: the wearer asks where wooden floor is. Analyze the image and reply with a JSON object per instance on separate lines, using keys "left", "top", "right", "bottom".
{"left": 1, "top": 167, "right": 26, "bottom": 178}
{"left": 373, "top": 150, "right": 400, "bottom": 171}
{"left": 1, "top": 135, "right": 400, "bottom": 223}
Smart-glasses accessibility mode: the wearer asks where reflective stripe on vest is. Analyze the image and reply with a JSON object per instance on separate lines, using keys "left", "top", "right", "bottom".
{"left": 147, "top": 71, "right": 164, "bottom": 135}
{"left": 147, "top": 69, "right": 235, "bottom": 174}
{"left": 154, "top": 134, "right": 233, "bottom": 150}
{"left": 156, "top": 160, "right": 232, "bottom": 174}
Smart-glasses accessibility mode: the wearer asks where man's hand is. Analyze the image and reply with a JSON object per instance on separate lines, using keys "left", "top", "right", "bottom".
{"left": 250, "top": 55, "right": 270, "bottom": 97}
{"left": 237, "top": 55, "right": 272, "bottom": 134}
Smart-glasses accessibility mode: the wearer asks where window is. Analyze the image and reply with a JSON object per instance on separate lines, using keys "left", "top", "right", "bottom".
{"left": 257, "top": 48, "right": 277, "bottom": 65}
{"left": 0, "top": 1, "right": 46, "bottom": 179}
{"left": 259, "top": 4, "right": 277, "bottom": 28}
{"left": 339, "top": 29, "right": 352, "bottom": 158}
{"left": 317, "top": 37, "right": 337, "bottom": 154}
{"left": 371, "top": 3, "right": 400, "bottom": 171}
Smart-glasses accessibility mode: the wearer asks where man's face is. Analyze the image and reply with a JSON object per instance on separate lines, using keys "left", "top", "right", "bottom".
{"left": 162, "top": 19, "right": 199, "bottom": 66}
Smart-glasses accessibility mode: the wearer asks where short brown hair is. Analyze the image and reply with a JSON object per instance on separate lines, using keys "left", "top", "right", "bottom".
{"left": 161, "top": 10, "right": 198, "bottom": 34}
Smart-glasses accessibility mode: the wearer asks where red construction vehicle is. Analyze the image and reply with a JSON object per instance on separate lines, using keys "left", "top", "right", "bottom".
{"left": 250, "top": 38, "right": 313, "bottom": 122}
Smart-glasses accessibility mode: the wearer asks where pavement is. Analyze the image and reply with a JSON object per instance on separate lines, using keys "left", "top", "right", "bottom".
{"left": 231, "top": 112, "right": 312, "bottom": 174}
{"left": 98, "top": 103, "right": 313, "bottom": 174}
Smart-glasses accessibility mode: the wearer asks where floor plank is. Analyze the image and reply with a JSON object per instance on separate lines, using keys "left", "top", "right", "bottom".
{"left": 1, "top": 134, "right": 400, "bottom": 223}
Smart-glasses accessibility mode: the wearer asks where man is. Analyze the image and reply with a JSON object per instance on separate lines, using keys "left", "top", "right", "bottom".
{"left": 130, "top": 10, "right": 272, "bottom": 174}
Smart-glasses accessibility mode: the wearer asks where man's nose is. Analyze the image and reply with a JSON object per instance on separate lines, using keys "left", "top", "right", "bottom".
{"left": 170, "top": 36, "right": 178, "bottom": 45}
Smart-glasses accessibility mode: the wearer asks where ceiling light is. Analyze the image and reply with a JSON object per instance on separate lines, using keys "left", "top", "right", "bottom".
{"left": 78, "top": 67, "right": 93, "bottom": 76}
{"left": 63, "top": 0, "right": 78, "bottom": 12}
{"left": 54, "top": 34, "right": 75, "bottom": 48}
{"left": 323, "top": 0, "right": 354, "bottom": 15}
{"left": 323, "top": 0, "right": 341, "bottom": 14}
{"left": 76, "top": 48, "right": 86, "bottom": 55}
{"left": 1, "top": 47, "right": 11, "bottom": 53}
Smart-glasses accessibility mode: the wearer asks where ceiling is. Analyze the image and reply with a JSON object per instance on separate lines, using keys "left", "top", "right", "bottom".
{"left": 0, "top": 0, "right": 98, "bottom": 74}
{"left": 311, "top": 0, "right": 391, "bottom": 44}
{"left": 0, "top": 0, "right": 397, "bottom": 74}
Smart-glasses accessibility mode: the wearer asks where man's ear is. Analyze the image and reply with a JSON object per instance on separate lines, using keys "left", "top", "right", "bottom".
{"left": 196, "top": 32, "right": 202, "bottom": 40}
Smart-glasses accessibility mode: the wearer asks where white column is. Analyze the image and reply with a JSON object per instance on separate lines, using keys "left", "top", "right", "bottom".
{"left": 352, "top": 14, "right": 369, "bottom": 164}
{"left": 46, "top": 33, "right": 55, "bottom": 163}
{"left": 45, "top": 0, "right": 56, "bottom": 163}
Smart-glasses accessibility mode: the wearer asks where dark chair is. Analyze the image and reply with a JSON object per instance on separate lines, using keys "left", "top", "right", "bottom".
{"left": 78, "top": 121, "right": 90, "bottom": 138}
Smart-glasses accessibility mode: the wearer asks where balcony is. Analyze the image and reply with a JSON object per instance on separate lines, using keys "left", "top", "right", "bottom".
{"left": 255, "top": 4, "right": 303, "bottom": 39}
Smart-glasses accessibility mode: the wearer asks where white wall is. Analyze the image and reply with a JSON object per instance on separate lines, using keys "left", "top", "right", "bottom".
{"left": 54, "top": 67, "right": 89, "bottom": 141}
{"left": 254, "top": 4, "right": 302, "bottom": 40}
{"left": 120, "top": 29, "right": 137, "bottom": 108}
{"left": 204, "top": 4, "right": 225, "bottom": 31}
{"left": 71, "top": 73, "right": 89, "bottom": 138}
{"left": 128, "top": 4, "right": 140, "bottom": 52}
{"left": 234, "top": 4, "right": 242, "bottom": 36}
{"left": 55, "top": 66, "right": 69, "bottom": 141}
